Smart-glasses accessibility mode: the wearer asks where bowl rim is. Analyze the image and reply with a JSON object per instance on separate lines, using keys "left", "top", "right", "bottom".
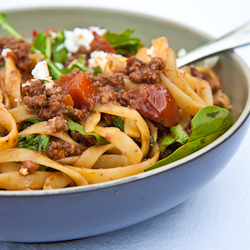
{"left": 0, "top": 6, "right": 249, "bottom": 197}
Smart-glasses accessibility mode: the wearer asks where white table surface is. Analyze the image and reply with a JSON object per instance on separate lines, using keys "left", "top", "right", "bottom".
{"left": 1, "top": 0, "right": 250, "bottom": 249}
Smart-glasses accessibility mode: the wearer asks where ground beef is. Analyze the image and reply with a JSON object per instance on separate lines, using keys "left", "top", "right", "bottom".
{"left": 98, "top": 85, "right": 119, "bottom": 104}
{"left": 71, "top": 131, "right": 97, "bottom": 147}
{"left": 191, "top": 67, "right": 222, "bottom": 93}
{"left": 94, "top": 73, "right": 124, "bottom": 89}
{"left": 22, "top": 83, "right": 88, "bottom": 121}
{"left": 18, "top": 161, "right": 40, "bottom": 175}
{"left": 22, "top": 79, "right": 45, "bottom": 96}
{"left": 124, "top": 56, "right": 165, "bottom": 84}
{"left": 47, "top": 116, "right": 69, "bottom": 132}
{"left": 102, "top": 113, "right": 115, "bottom": 126}
{"left": 47, "top": 137, "right": 83, "bottom": 160}
{"left": 0, "top": 37, "right": 32, "bottom": 71}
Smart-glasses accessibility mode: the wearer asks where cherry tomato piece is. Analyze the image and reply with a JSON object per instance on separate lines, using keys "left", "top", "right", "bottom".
{"left": 125, "top": 84, "right": 179, "bottom": 127}
{"left": 61, "top": 72, "right": 97, "bottom": 109}
{"left": 90, "top": 32, "right": 117, "bottom": 54}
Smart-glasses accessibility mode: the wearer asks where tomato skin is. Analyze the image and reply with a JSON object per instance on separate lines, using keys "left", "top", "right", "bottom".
{"left": 61, "top": 72, "right": 97, "bottom": 109}
{"left": 62, "top": 94, "right": 74, "bottom": 107}
{"left": 124, "top": 84, "right": 179, "bottom": 127}
{"left": 90, "top": 32, "right": 117, "bottom": 54}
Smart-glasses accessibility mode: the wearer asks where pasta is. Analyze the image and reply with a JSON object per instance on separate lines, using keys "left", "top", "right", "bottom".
{"left": 0, "top": 19, "right": 232, "bottom": 190}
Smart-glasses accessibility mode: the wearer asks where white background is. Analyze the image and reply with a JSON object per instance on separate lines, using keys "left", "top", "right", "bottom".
{"left": 1, "top": 0, "right": 250, "bottom": 249}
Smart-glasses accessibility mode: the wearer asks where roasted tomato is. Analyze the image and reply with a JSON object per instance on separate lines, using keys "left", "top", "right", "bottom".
{"left": 124, "top": 84, "right": 179, "bottom": 127}
{"left": 90, "top": 32, "right": 117, "bottom": 54}
{"left": 61, "top": 71, "right": 97, "bottom": 109}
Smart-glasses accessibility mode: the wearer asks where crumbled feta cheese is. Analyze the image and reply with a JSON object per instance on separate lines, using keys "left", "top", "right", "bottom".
{"left": 50, "top": 31, "right": 58, "bottom": 39}
{"left": 64, "top": 27, "right": 94, "bottom": 53}
{"left": 88, "top": 51, "right": 108, "bottom": 71}
{"left": 1, "top": 48, "right": 12, "bottom": 58}
{"left": 31, "top": 60, "right": 50, "bottom": 79}
{"left": 30, "top": 60, "right": 55, "bottom": 90}
{"left": 89, "top": 26, "right": 107, "bottom": 36}
{"left": 56, "top": 43, "right": 65, "bottom": 52}
{"left": 146, "top": 46, "right": 155, "bottom": 57}
{"left": 55, "top": 62, "right": 64, "bottom": 69}
{"left": 44, "top": 80, "right": 54, "bottom": 90}
{"left": 177, "top": 48, "right": 187, "bottom": 57}
{"left": 21, "top": 81, "right": 31, "bottom": 88}
{"left": 19, "top": 168, "right": 29, "bottom": 176}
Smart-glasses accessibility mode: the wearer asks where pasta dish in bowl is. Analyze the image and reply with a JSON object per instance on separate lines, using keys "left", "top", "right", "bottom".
{"left": 0, "top": 7, "right": 249, "bottom": 242}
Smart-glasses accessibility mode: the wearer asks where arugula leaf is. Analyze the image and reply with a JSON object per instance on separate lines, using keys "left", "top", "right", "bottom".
{"left": 104, "top": 28, "right": 143, "bottom": 56}
{"left": 145, "top": 106, "right": 234, "bottom": 171}
{"left": 16, "top": 134, "right": 50, "bottom": 155}
{"left": 67, "top": 120, "right": 109, "bottom": 146}
{"left": 158, "top": 124, "right": 190, "bottom": 153}
{"left": 61, "top": 56, "right": 94, "bottom": 75}
{"left": 31, "top": 32, "right": 47, "bottom": 54}
{"left": 158, "top": 124, "right": 189, "bottom": 153}
{"left": 112, "top": 116, "right": 124, "bottom": 132}
{"left": 38, "top": 134, "right": 50, "bottom": 155}
{"left": 51, "top": 29, "right": 68, "bottom": 64}
{"left": 21, "top": 118, "right": 41, "bottom": 130}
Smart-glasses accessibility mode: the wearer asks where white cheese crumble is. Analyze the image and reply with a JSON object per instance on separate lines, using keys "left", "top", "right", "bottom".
{"left": 88, "top": 51, "right": 122, "bottom": 71}
{"left": 1, "top": 48, "right": 12, "bottom": 58}
{"left": 21, "top": 81, "right": 31, "bottom": 87}
{"left": 31, "top": 60, "right": 50, "bottom": 79}
{"left": 64, "top": 27, "right": 94, "bottom": 53}
{"left": 55, "top": 62, "right": 64, "bottom": 69}
{"left": 89, "top": 26, "right": 107, "bottom": 36}
{"left": 146, "top": 46, "right": 155, "bottom": 57}
{"left": 28, "top": 60, "right": 55, "bottom": 90}
{"left": 19, "top": 168, "right": 29, "bottom": 176}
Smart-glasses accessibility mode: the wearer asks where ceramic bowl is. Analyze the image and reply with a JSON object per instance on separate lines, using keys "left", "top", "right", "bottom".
{"left": 0, "top": 7, "right": 249, "bottom": 243}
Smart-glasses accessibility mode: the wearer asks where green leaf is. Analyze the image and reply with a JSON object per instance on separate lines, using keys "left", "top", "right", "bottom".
{"left": 145, "top": 106, "right": 234, "bottom": 171}
{"left": 158, "top": 124, "right": 189, "bottom": 153}
{"left": 189, "top": 106, "right": 230, "bottom": 142}
{"left": 21, "top": 118, "right": 41, "bottom": 130}
{"left": 47, "top": 59, "right": 62, "bottom": 80}
{"left": 16, "top": 134, "right": 50, "bottom": 155}
{"left": 93, "top": 66, "right": 102, "bottom": 76}
{"left": 38, "top": 134, "right": 50, "bottom": 155}
{"left": 51, "top": 29, "right": 68, "bottom": 64}
{"left": 145, "top": 130, "right": 225, "bottom": 171}
{"left": 112, "top": 116, "right": 124, "bottom": 132}
{"left": 31, "top": 32, "right": 47, "bottom": 54}
{"left": 67, "top": 120, "right": 109, "bottom": 147}
{"left": 158, "top": 135, "right": 176, "bottom": 153}
{"left": 104, "top": 28, "right": 143, "bottom": 56}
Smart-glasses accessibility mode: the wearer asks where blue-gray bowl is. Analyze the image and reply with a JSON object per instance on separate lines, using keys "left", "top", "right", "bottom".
{"left": 0, "top": 7, "right": 249, "bottom": 243}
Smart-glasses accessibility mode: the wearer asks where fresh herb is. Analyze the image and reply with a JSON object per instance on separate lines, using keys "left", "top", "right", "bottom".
{"left": 145, "top": 106, "right": 234, "bottom": 171}
{"left": 158, "top": 124, "right": 189, "bottom": 153}
{"left": 112, "top": 116, "right": 124, "bottom": 132}
{"left": 51, "top": 29, "right": 68, "bottom": 64}
{"left": 61, "top": 55, "right": 94, "bottom": 75}
{"left": 67, "top": 120, "right": 109, "bottom": 146}
{"left": 104, "top": 28, "right": 143, "bottom": 56}
{"left": 16, "top": 134, "right": 50, "bottom": 155}
{"left": 21, "top": 118, "right": 41, "bottom": 130}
